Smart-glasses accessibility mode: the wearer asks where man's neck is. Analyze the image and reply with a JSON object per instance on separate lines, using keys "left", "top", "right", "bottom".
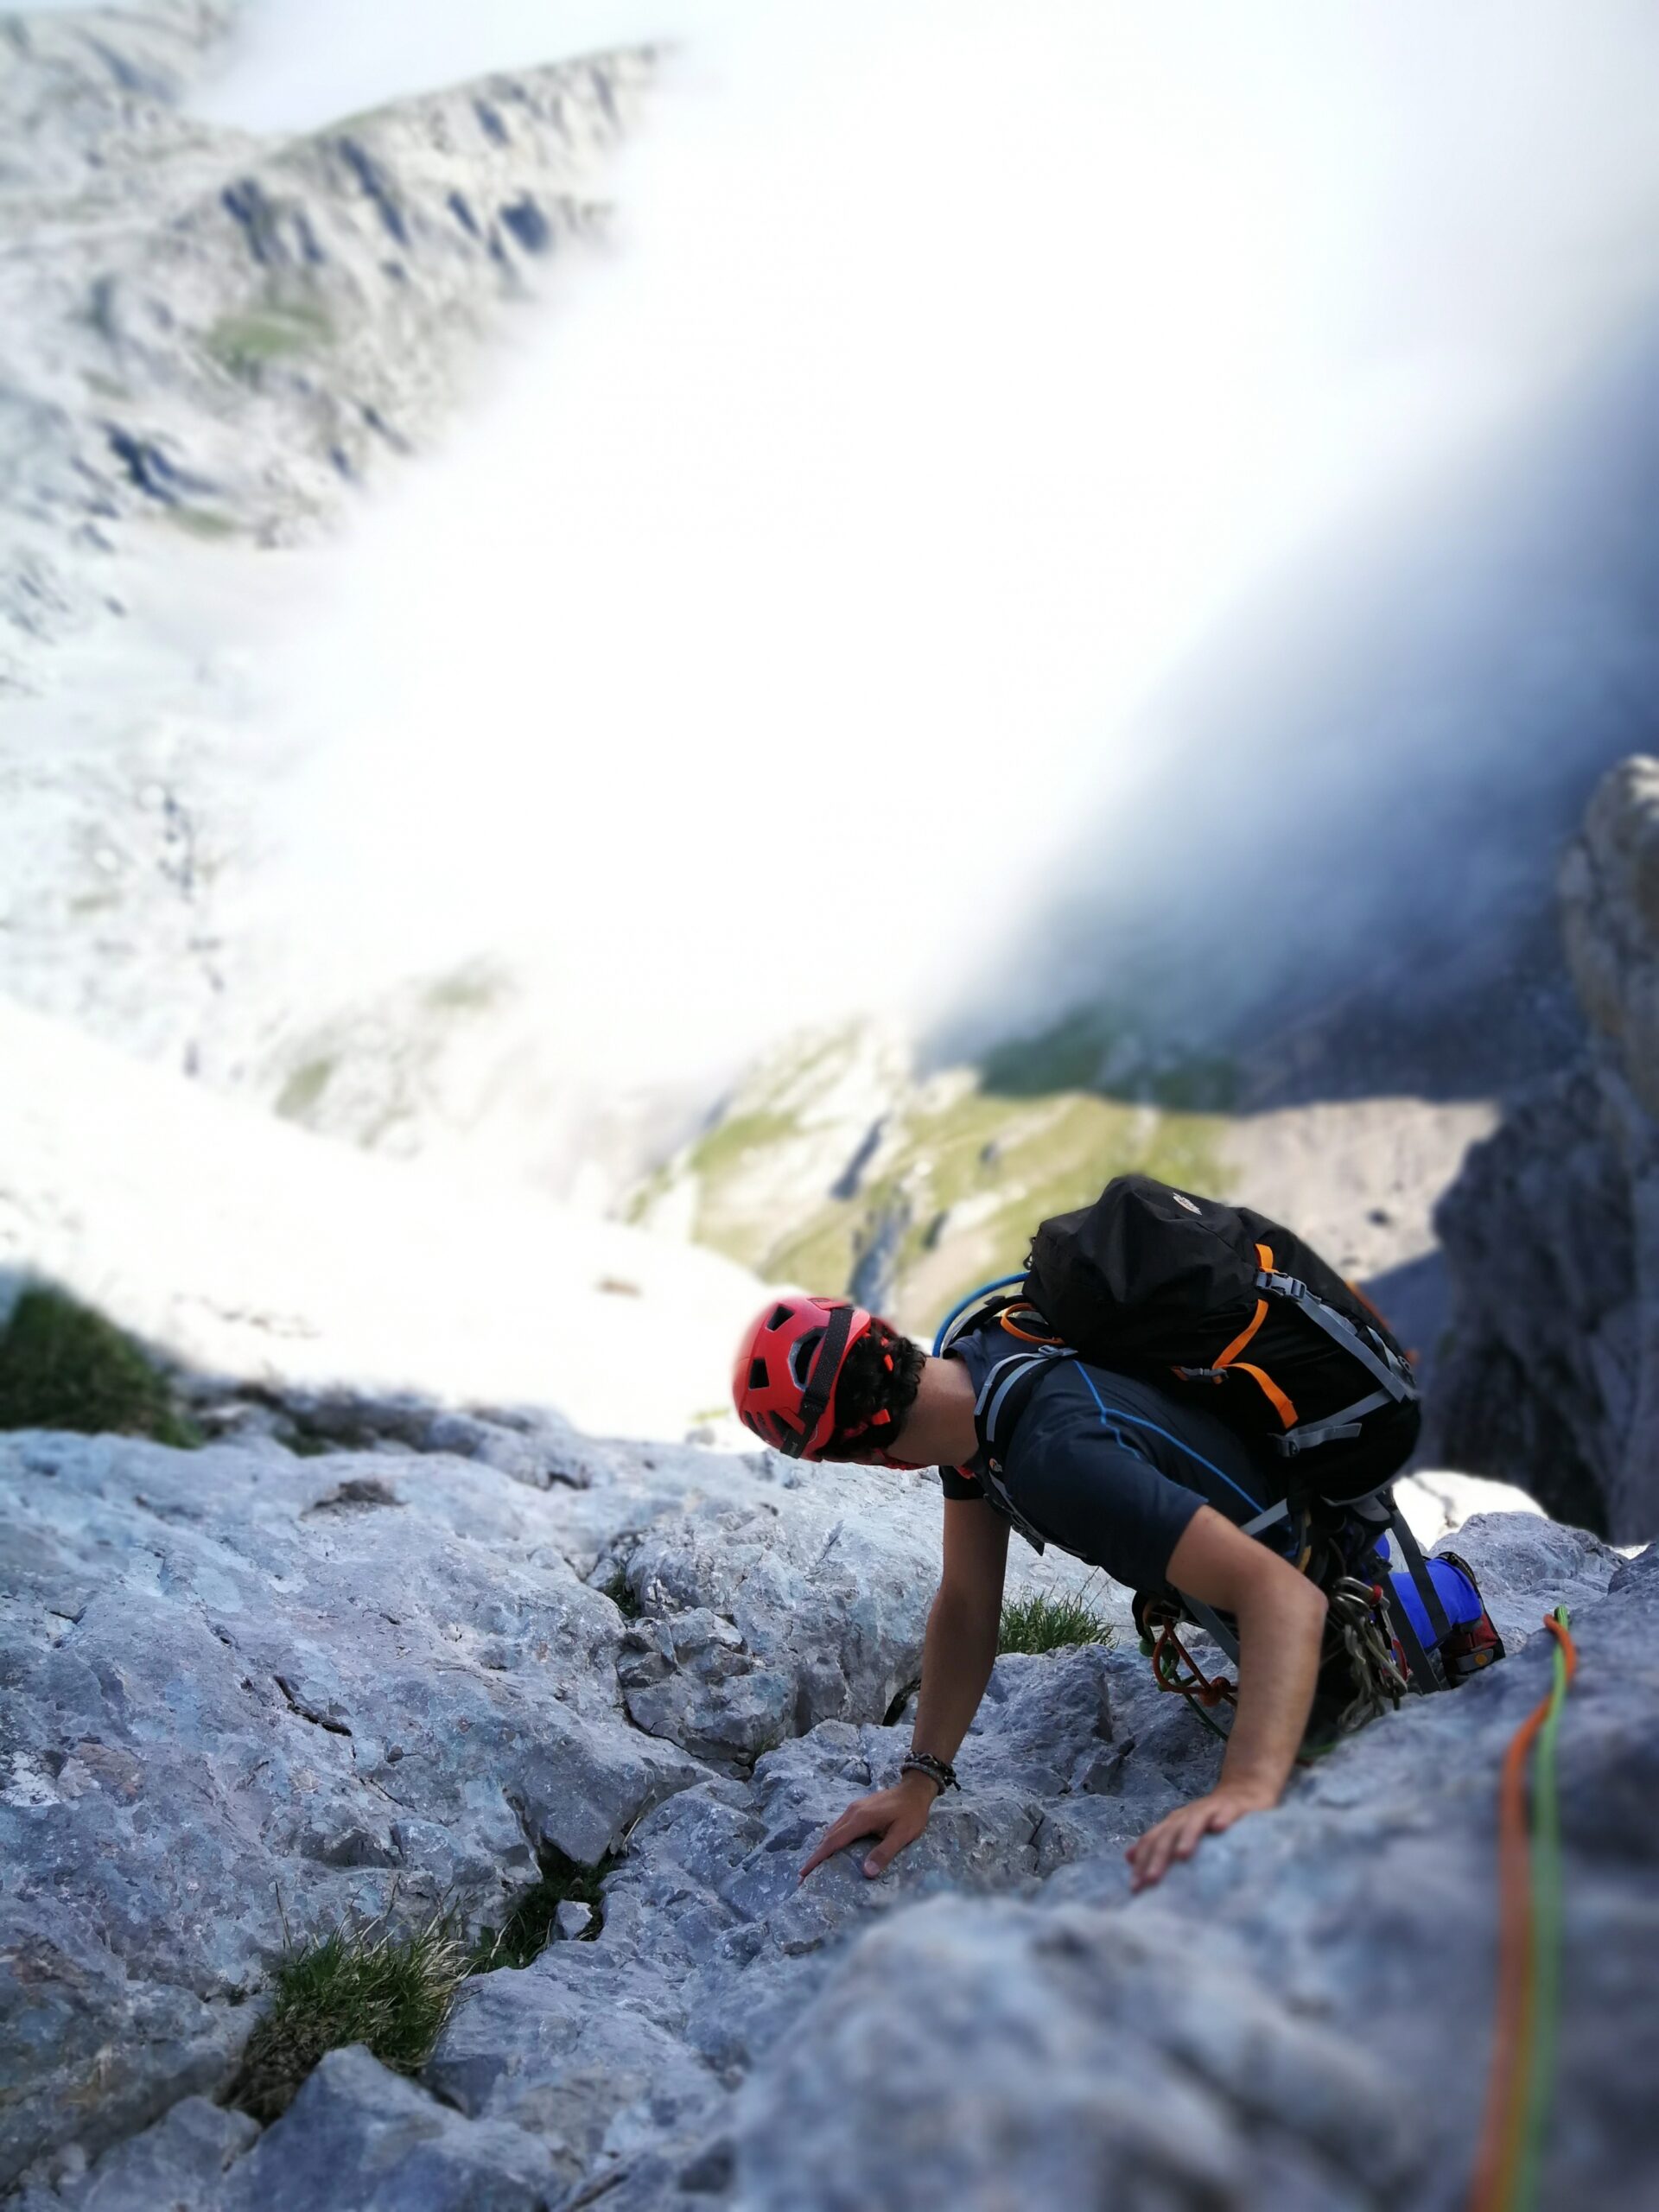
{"left": 893, "top": 1354, "right": 979, "bottom": 1469}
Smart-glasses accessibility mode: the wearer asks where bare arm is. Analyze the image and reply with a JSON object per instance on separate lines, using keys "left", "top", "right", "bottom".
{"left": 1126, "top": 1503, "right": 1326, "bottom": 1891}
{"left": 800, "top": 1500, "right": 1009, "bottom": 1881}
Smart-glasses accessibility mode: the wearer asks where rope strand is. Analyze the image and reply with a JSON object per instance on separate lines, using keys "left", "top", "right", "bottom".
{"left": 1467, "top": 1607, "right": 1576, "bottom": 2212}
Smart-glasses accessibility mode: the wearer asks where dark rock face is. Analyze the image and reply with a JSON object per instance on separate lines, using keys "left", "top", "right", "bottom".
{"left": 1430, "top": 758, "right": 1659, "bottom": 1542}
{"left": 1432, "top": 1068, "right": 1638, "bottom": 1533}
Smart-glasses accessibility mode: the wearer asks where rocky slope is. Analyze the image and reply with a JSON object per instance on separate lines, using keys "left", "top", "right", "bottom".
{"left": 632, "top": 1020, "right": 1494, "bottom": 1364}
{"left": 3, "top": 1407, "right": 1649, "bottom": 2209}
{"left": 1, "top": 2, "right": 651, "bottom": 1149}
{"left": 1432, "top": 754, "right": 1659, "bottom": 1541}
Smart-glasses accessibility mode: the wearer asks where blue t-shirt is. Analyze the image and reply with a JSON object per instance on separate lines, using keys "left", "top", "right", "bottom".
{"left": 942, "top": 1317, "right": 1282, "bottom": 1593}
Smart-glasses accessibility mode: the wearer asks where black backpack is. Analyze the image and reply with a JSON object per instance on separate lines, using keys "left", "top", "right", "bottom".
{"left": 1021, "top": 1173, "right": 1421, "bottom": 1503}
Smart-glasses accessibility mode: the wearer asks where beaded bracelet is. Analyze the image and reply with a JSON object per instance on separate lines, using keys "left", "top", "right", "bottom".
{"left": 900, "top": 1751, "right": 959, "bottom": 1796}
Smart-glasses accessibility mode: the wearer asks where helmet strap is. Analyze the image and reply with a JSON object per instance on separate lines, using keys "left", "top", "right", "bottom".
{"left": 791, "top": 1300, "right": 854, "bottom": 1458}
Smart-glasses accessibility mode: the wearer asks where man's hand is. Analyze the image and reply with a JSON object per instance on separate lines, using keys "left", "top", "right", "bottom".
{"left": 799, "top": 1773, "right": 938, "bottom": 1883}
{"left": 1122, "top": 1508, "right": 1325, "bottom": 1897}
{"left": 1125, "top": 1779, "right": 1279, "bottom": 1892}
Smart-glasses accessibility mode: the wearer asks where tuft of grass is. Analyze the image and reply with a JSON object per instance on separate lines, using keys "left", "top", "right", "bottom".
{"left": 228, "top": 1856, "right": 620, "bottom": 2120}
{"left": 164, "top": 506, "right": 238, "bottom": 540}
{"left": 226, "top": 1908, "right": 468, "bottom": 2123}
{"left": 999, "top": 1589, "right": 1116, "bottom": 1656}
{"left": 276, "top": 1053, "right": 336, "bottom": 1121}
{"left": 471, "top": 1850, "right": 612, "bottom": 1972}
{"left": 600, "top": 1565, "right": 643, "bottom": 1620}
{"left": 0, "top": 1287, "right": 200, "bottom": 1446}
{"left": 421, "top": 964, "right": 505, "bottom": 1016}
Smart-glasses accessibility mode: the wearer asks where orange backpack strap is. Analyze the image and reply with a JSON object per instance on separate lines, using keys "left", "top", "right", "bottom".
{"left": 1204, "top": 1243, "right": 1299, "bottom": 1429}
{"left": 999, "top": 1303, "right": 1066, "bottom": 1346}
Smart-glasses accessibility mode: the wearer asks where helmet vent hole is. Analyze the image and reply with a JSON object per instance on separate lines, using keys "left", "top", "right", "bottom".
{"left": 767, "top": 1303, "right": 794, "bottom": 1331}
{"left": 789, "top": 1330, "right": 824, "bottom": 1386}
{"left": 748, "top": 1357, "right": 769, "bottom": 1390}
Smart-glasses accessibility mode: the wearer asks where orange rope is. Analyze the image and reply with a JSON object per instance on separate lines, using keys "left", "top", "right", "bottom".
{"left": 1148, "top": 1613, "right": 1237, "bottom": 1711}
{"left": 1466, "top": 1612, "right": 1577, "bottom": 2212}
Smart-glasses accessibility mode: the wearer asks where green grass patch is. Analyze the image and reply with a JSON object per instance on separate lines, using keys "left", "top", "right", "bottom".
{"left": 689, "top": 1109, "right": 799, "bottom": 1184}
{"left": 0, "top": 1287, "right": 200, "bottom": 1446}
{"left": 276, "top": 1054, "right": 336, "bottom": 1121}
{"left": 762, "top": 1205, "right": 858, "bottom": 1296}
{"left": 979, "top": 1008, "right": 1122, "bottom": 1097}
{"left": 471, "top": 1850, "right": 612, "bottom": 1972}
{"left": 887, "top": 1085, "right": 1227, "bottom": 1332}
{"left": 207, "top": 301, "right": 334, "bottom": 373}
{"left": 980, "top": 1007, "right": 1239, "bottom": 1113}
{"left": 227, "top": 1909, "right": 468, "bottom": 2122}
{"left": 422, "top": 964, "right": 506, "bottom": 1017}
{"left": 164, "top": 507, "right": 238, "bottom": 541}
{"left": 999, "top": 1588, "right": 1116, "bottom": 1656}
{"left": 600, "top": 1565, "right": 643, "bottom": 1620}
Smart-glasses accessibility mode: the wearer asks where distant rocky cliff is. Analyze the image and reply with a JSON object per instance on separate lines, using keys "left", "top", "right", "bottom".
{"left": 632, "top": 1020, "right": 1493, "bottom": 1354}
{"left": 1431, "top": 754, "right": 1659, "bottom": 1541}
{"left": 1, "top": 2, "right": 649, "bottom": 1156}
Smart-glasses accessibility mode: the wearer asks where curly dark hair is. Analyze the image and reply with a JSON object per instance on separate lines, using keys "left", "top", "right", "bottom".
{"left": 817, "top": 1316, "right": 925, "bottom": 1460}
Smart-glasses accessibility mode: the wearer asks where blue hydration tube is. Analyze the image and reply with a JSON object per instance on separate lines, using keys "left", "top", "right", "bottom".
{"left": 931, "top": 1274, "right": 1027, "bottom": 1357}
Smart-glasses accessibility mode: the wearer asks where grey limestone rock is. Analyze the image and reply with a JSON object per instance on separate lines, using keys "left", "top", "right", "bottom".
{"left": 10, "top": 2096, "right": 257, "bottom": 2212}
{"left": 609, "top": 1473, "right": 943, "bottom": 1765}
{"left": 0, "top": 1427, "right": 711, "bottom": 2184}
{"left": 416, "top": 1636, "right": 1216, "bottom": 2196}
{"left": 718, "top": 1544, "right": 1659, "bottom": 2212}
{"left": 219, "top": 2044, "right": 558, "bottom": 2212}
{"left": 4, "top": 1399, "right": 1653, "bottom": 2210}
{"left": 186, "top": 1382, "right": 626, "bottom": 1491}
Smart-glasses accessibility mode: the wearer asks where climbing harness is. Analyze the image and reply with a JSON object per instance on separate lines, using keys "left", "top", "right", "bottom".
{"left": 1135, "top": 1568, "right": 1409, "bottom": 1751}
{"left": 1467, "top": 1607, "right": 1577, "bottom": 2212}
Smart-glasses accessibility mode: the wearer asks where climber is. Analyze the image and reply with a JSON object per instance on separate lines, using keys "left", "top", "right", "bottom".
{"left": 732, "top": 1294, "right": 1501, "bottom": 1894}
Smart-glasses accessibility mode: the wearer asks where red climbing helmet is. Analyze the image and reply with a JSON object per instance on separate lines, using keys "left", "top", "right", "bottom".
{"left": 731, "top": 1295, "right": 918, "bottom": 1465}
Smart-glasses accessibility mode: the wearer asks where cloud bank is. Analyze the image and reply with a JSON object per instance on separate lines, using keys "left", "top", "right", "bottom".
{"left": 194, "top": 2, "right": 1659, "bottom": 1108}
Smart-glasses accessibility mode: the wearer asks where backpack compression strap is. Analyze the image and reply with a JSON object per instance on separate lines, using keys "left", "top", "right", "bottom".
{"left": 1255, "top": 1267, "right": 1419, "bottom": 1400}
{"left": 1250, "top": 1264, "right": 1421, "bottom": 1456}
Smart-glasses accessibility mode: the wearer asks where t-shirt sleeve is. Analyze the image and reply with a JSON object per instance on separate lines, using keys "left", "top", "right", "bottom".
{"left": 939, "top": 1465, "right": 982, "bottom": 1502}
{"left": 1001, "top": 1396, "right": 1205, "bottom": 1592}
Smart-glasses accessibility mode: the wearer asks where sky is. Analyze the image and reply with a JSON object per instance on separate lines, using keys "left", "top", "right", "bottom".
{"left": 166, "top": 2, "right": 1659, "bottom": 1098}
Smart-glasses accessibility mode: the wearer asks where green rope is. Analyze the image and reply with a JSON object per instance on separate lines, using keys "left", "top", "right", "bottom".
{"left": 1513, "top": 1605, "right": 1573, "bottom": 2212}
